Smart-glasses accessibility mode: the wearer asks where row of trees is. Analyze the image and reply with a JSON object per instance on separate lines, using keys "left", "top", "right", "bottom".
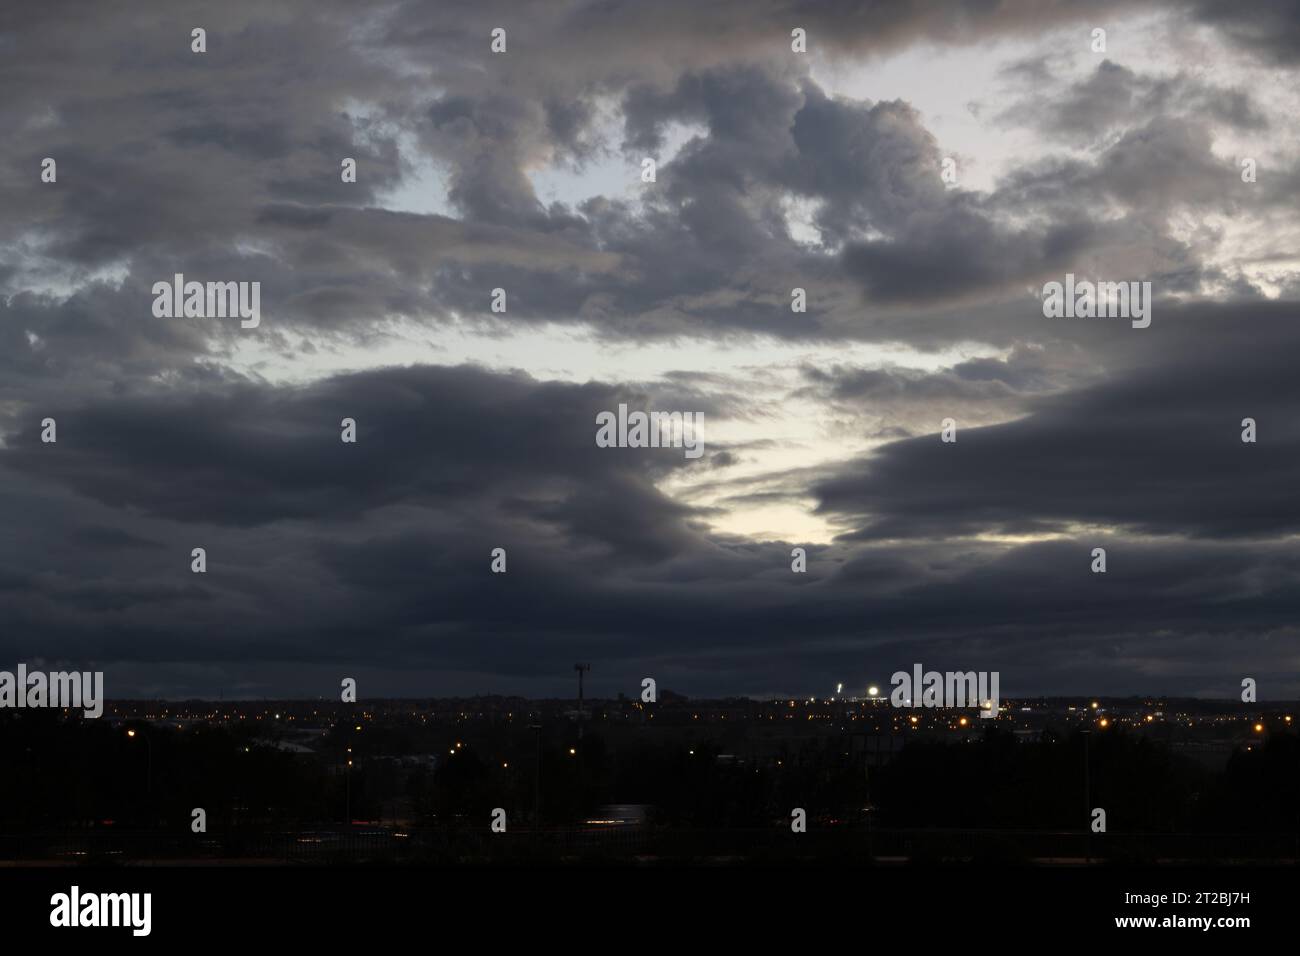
{"left": 2, "top": 712, "right": 1296, "bottom": 836}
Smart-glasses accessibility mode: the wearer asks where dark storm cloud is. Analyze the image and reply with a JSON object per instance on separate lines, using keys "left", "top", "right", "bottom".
{"left": 1191, "top": 0, "right": 1300, "bottom": 65}
{"left": 374, "top": 0, "right": 1166, "bottom": 77}
{"left": 995, "top": 118, "right": 1238, "bottom": 217}
{"left": 813, "top": 300, "right": 1300, "bottom": 541}
{"left": 839, "top": 205, "right": 1100, "bottom": 304}
{"left": 998, "top": 59, "right": 1268, "bottom": 145}
{"left": 792, "top": 346, "right": 1083, "bottom": 437}
{"left": 1, "top": 364, "right": 712, "bottom": 532}
{"left": 0, "top": 362, "right": 728, "bottom": 689}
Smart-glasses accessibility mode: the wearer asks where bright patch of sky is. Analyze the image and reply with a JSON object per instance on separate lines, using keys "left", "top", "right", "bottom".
{"left": 530, "top": 117, "right": 707, "bottom": 206}
{"left": 372, "top": 130, "right": 456, "bottom": 217}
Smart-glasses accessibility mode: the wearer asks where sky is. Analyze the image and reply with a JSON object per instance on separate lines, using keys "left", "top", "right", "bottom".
{"left": 2, "top": 0, "right": 1299, "bottom": 700}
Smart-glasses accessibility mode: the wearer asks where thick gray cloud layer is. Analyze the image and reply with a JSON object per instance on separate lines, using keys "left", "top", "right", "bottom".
{"left": 2, "top": 0, "right": 1299, "bottom": 697}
